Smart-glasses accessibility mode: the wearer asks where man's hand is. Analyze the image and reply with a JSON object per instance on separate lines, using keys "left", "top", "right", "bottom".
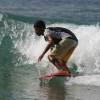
{"left": 38, "top": 35, "right": 53, "bottom": 62}
{"left": 38, "top": 54, "right": 44, "bottom": 62}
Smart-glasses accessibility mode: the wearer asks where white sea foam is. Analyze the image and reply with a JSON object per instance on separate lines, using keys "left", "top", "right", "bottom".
{"left": 67, "top": 75, "right": 100, "bottom": 86}
{"left": 7, "top": 21, "right": 99, "bottom": 86}
{"left": 15, "top": 23, "right": 100, "bottom": 79}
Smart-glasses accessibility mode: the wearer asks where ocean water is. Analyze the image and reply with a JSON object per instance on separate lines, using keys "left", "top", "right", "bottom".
{"left": 0, "top": 0, "right": 100, "bottom": 100}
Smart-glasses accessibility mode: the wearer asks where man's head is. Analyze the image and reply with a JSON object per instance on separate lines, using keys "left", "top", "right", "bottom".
{"left": 34, "top": 20, "right": 46, "bottom": 36}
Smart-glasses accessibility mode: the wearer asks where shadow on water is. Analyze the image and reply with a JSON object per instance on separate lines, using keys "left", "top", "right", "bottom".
{"left": 0, "top": 35, "right": 14, "bottom": 65}
{"left": 39, "top": 77, "right": 68, "bottom": 100}
{"left": 0, "top": 35, "right": 17, "bottom": 99}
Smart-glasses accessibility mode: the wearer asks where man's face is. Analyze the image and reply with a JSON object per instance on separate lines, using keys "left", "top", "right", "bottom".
{"left": 34, "top": 27, "right": 44, "bottom": 36}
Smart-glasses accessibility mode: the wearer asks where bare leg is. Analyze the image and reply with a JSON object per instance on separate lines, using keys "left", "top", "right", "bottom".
{"left": 48, "top": 47, "right": 76, "bottom": 76}
{"left": 48, "top": 55, "right": 71, "bottom": 76}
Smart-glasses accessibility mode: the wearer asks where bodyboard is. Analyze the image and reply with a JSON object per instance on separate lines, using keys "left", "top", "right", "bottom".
{"left": 39, "top": 73, "right": 69, "bottom": 86}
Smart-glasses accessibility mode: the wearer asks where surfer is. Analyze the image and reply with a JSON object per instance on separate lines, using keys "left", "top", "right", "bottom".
{"left": 34, "top": 20, "right": 78, "bottom": 77}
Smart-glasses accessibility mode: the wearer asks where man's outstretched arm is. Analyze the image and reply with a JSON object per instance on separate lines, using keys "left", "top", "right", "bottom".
{"left": 38, "top": 35, "right": 54, "bottom": 62}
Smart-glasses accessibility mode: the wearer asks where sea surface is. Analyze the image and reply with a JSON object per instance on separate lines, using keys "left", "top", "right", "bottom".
{"left": 0, "top": 0, "right": 100, "bottom": 100}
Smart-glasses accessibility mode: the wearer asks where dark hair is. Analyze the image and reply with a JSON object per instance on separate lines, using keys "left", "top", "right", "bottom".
{"left": 34, "top": 20, "right": 46, "bottom": 28}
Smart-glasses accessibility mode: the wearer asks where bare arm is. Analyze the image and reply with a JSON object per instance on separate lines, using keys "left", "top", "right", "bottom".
{"left": 38, "top": 35, "right": 54, "bottom": 62}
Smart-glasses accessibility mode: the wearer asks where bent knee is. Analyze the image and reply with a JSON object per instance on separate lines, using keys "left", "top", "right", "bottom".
{"left": 48, "top": 55, "right": 55, "bottom": 62}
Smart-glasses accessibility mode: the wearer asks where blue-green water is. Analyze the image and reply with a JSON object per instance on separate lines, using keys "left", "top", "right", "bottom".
{"left": 0, "top": 0, "right": 100, "bottom": 100}
{"left": 0, "top": 0, "right": 100, "bottom": 24}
